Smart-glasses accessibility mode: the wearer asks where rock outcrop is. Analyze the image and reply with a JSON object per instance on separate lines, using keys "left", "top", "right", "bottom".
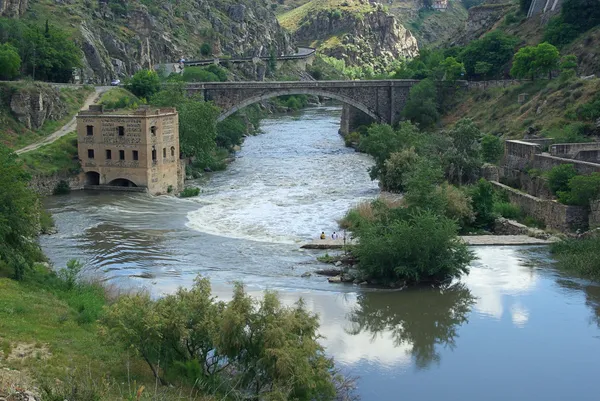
{"left": 454, "top": 2, "right": 512, "bottom": 44}
{"left": 0, "top": 0, "right": 27, "bottom": 17}
{"left": 8, "top": 83, "right": 67, "bottom": 130}
{"left": 34, "top": 0, "right": 294, "bottom": 84}
{"left": 293, "top": 3, "right": 418, "bottom": 70}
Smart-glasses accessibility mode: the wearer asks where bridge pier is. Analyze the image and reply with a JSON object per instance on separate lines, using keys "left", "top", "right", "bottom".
{"left": 339, "top": 105, "right": 375, "bottom": 136}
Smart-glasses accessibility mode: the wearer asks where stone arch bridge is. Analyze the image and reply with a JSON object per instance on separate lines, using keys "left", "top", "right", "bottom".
{"left": 185, "top": 80, "right": 421, "bottom": 127}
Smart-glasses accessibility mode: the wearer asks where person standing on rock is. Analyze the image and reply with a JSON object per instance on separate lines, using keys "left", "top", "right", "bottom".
{"left": 320, "top": 232, "right": 326, "bottom": 240}
{"left": 332, "top": 232, "right": 338, "bottom": 240}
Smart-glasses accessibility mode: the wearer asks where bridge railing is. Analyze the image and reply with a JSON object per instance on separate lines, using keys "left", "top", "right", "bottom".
{"left": 184, "top": 47, "right": 316, "bottom": 67}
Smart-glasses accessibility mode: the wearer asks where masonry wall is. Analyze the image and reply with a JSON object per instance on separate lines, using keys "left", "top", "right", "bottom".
{"left": 550, "top": 143, "right": 600, "bottom": 158}
{"left": 492, "top": 181, "right": 589, "bottom": 231}
{"left": 590, "top": 200, "right": 600, "bottom": 229}
{"left": 28, "top": 172, "right": 85, "bottom": 196}
{"left": 503, "top": 140, "right": 542, "bottom": 170}
{"left": 533, "top": 154, "right": 600, "bottom": 175}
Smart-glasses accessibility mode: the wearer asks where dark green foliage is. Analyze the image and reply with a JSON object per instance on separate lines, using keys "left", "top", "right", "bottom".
{"left": 0, "top": 18, "right": 82, "bottom": 82}
{"left": 481, "top": 134, "right": 504, "bottom": 164}
{"left": 561, "top": 0, "right": 600, "bottom": 32}
{"left": 100, "top": 278, "right": 346, "bottom": 399}
{"left": 551, "top": 236, "right": 600, "bottom": 281}
{"left": 493, "top": 201, "right": 522, "bottom": 219}
{"left": 352, "top": 209, "right": 473, "bottom": 285}
{"left": 459, "top": 31, "right": 518, "bottom": 79}
{"left": 0, "top": 145, "right": 41, "bottom": 280}
{"left": 543, "top": 16, "right": 580, "bottom": 46}
{"left": 402, "top": 78, "right": 440, "bottom": 129}
{"left": 559, "top": 55, "right": 578, "bottom": 81}
{"left": 52, "top": 180, "right": 70, "bottom": 195}
{"left": 216, "top": 115, "right": 246, "bottom": 150}
{"left": 443, "top": 118, "right": 482, "bottom": 185}
{"left": 576, "top": 93, "right": 600, "bottom": 121}
{"left": 182, "top": 65, "right": 228, "bottom": 82}
{"left": 0, "top": 43, "right": 20, "bottom": 80}
{"left": 200, "top": 43, "right": 212, "bottom": 56}
{"left": 125, "top": 69, "right": 160, "bottom": 99}
{"left": 470, "top": 179, "right": 497, "bottom": 228}
{"left": 547, "top": 164, "right": 578, "bottom": 195}
{"left": 391, "top": 48, "right": 445, "bottom": 80}
{"left": 558, "top": 173, "right": 600, "bottom": 206}
{"left": 179, "top": 187, "right": 200, "bottom": 197}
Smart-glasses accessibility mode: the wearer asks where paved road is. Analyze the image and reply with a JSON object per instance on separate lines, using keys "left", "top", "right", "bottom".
{"left": 16, "top": 86, "right": 111, "bottom": 155}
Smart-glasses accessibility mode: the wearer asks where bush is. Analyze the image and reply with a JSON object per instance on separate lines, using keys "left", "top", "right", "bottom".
{"left": 100, "top": 277, "right": 348, "bottom": 399}
{"left": 53, "top": 180, "right": 71, "bottom": 195}
{"left": 558, "top": 173, "right": 600, "bottom": 206}
{"left": 381, "top": 148, "right": 419, "bottom": 192}
{"left": 481, "top": 134, "right": 504, "bottom": 164}
{"left": 200, "top": 43, "right": 212, "bottom": 56}
{"left": 547, "top": 164, "right": 577, "bottom": 195}
{"left": 352, "top": 209, "right": 474, "bottom": 285}
{"left": 551, "top": 236, "right": 600, "bottom": 281}
{"left": 470, "top": 179, "right": 497, "bottom": 228}
{"left": 493, "top": 201, "right": 522, "bottom": 219}
{"left": 179, "top": 187, "right": 200, "bottom": 197}
{"left": 0, "top": 43, "right": 21, "bottom": 80}
{"left": 39, "top": 210, "right": 55, "bottom": 234}
{"left": 125, "top": 69, "right": 160, "bottom": 99}
{"left": 543, "top": 16, "right": 580, "bottom": 46}
{"left": 402, "top": 78, "right": 440, "bottom": 129}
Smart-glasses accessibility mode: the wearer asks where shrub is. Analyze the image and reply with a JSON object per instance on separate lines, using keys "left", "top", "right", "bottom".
{"left": 481, "top": 134, "right": 504, "bottom": 164}
{"left": 551, "top": 236, "right": 600, "bottom": 281}
{"left": 179, "top": 187, "right": 200, "bottom": 197}
{"left": 344, "top": 131, "right": 361, "bottom": 147}
{"left": 438, "top": 182, "right": 475, "bottom": 229}
{"left": 53, "top": 180, "right": 71, "bottom": 195}
{"left": 381, "top": 148, "right": 419, "bottom": 192}
{"left": 402, "top": 78, "right": 440, "bottom": 129}
{"left": 547, "top": 164, "right": 577, "bottom": 195}
{"left": 352, "top": 209, "right": 474, "bottom": 285}
{"left": 0, "top": 43, "right": 21, "bottom": 80}
{"left": 125, "top": 69, "right": 160, "bottom": 99}
{"left": 558, "top": 173, "right": 600, "bottom": 206}
{"left": 100, "top": 277, "right": 348, "bottom": 398}
{"left": 470, "top": 179, "right": 497, "bottom": 228}
{"left": 39, "top": 210, "right": 55, "bottom": 234}
{"left": 543, "top": 16, "right": 580, "bottom": 46}
{"left": 200, "top": 43, "right": 212, "bottom": 56}
{"left": 493, "top": 201, "right": 522, "bottom": 219}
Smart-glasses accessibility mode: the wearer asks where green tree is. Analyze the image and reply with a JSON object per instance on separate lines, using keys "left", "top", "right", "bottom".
{"left": 444, "top": 118, "right": 482, "bottom": 185}
{"left": 474, "top": 61, "right": 493, "bottom": 79}
{"left": 547, "top": 164, "right": 578, "bottom": 195}
{"left": 352, "top": 209, "right": 473, "bottom": 285}
{"left": 459, "top": 31, "right": 518, "bottom": 79}
{"left": 558, "top": 173, "right": 600, "bottom": 206}
{"left": 402, "top": 78, "right": 440, "bottom": 129}
{"left": 439, "top": 56, "right": 465, "bottom": 82}
{"left": 381, "top": 147, "right": 419, "bottom": 192}
{"left": 559, "top": 54, "right": 578, "bottom": 81}
{"left": 510, "top": 45, "right": 537, "bottom": 79}
{"left": 126, "top": 69, "right": 161, "bottom": 99}
{"left": 470, "top": 178, "right": 496, "bottom": 228}
{"left": 178, "top": 100, "right": 220, "bottom": 162}
{"left": 481, "top": 134, "right": 504, "bottom": 164}
{"left": 0, "top": 43, "right": 21, "bottom": 80}
{"left": 561, "top": 0, "right": 600, "bottom": 32}
{"left": 0, "top": 145, "right": 41, "bottom": 280}
{"left": 534, "top": 42, "right": 560, "bottom": 79}
{"left": 543, "top": 16, "right": 580, "bottom": 46}
{"left": 200, "top": 43, "right": 212, "bottom": 56}
{"left": 511, "top": 42, "right": 559, "bottom": 80}
{"left": 403, "top": 158, "right": 446, "bottom": 214}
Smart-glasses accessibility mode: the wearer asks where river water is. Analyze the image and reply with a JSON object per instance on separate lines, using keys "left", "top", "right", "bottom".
{"left": 41, "top": 106, "right": 600, "bottom": 400}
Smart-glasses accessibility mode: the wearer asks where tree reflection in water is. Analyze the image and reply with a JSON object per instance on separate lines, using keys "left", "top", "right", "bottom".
{"left": 556, "top": 278, "right": 600, "bottom": 328}
{"left": 347, "top": 284, "right": 475, "bottom": 369}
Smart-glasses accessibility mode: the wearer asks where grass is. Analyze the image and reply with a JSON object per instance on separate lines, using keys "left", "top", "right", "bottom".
{"left": 0, "top": 83, "right": 93, "bottom": 150}
{"left": 339, "top": 197, "right": 404, "bottom": 230}
{"left": 99, "top": 87, "right": 140, "bottom": 110}
{"left": 0, "top": 264, "right": 214, "bottom": 400}
{"left": 550, "top": 236, "right": 600, "bottom": 281}
{"left": 179, "top": 187, "right": 200, "bottom": 197}
{"left": 19, "top": 132, "right": 80, "bottom": 176}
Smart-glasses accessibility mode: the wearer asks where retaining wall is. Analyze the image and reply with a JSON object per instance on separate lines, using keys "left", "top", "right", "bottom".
{"left": 533, "top": 154, "right": 600, "bottom": 175}
{"left": 491, "top": 181, "right": 589, "bottom": 231}
{"left": 590, "top": 200, "right": 600, "bottom": 228}
{"left": 29, "top": 172, "right": 85, "bottom": 196}
{"left": 550, "top": 142, "right": 600, "bottom": 159}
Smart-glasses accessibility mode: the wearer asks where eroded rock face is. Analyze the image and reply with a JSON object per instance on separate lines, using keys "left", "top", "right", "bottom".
{"left": 454, "top": 3, "right": 512, "bottom": 44}
{"left": 9, "top": 84, "right": 67, "bottom": 130}
{"left": 294, "top": 4, "right": 418, "bottom": 70}
{"left": 72, "top": 0, "right": 293, "bottom": 84}
{"left": 0, "top": 0, "right": 27, "bottom": 17}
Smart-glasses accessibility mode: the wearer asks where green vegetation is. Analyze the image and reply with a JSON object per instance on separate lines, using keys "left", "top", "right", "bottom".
{"left": 547, "top": 164, "right": 578, "bottom": 195}
{"left": 182, "top": 65, "right": 228, "bottom": 82}
{"left": 278, "top": 0, "right": 373, "bottom": 32}
{"left": 0, "top": 43, "right": 21, "bottom": 80}
{"left": 510, "top": 42, "right": 559, "bottom": 80}
{"left": 544, "top": 0, "right": 600, "bottom": 46}
{"left": 460, "top": 31, "right": 518, "bottom": 79}
{"left": 481, "top": 134, "right": 504, "bottom": 164}
{"left": 101, "top": 278, "right": 349, "bottom": 399}
{"left": 99, "top": 87, "right": 140, "bottom": 110}
{"left": 125, "top": 69, "right": 161, "bottom": 100}
{"left": 402, "top": 79, "right": 440, "bottom": 129}
{"left": 557, "top": 173, "right": 600, "bottom": 206}
{"left": 0, "top": 83, "right": 92, "bottom": 149}
{"left": 0, "top": 145, "right": 44, "bottom": 280}
{"left": 551, "top": 236, "right": 600, "bottom": 281}
{"left": 0, "top": 18, "right": 82, "bottom": 82}
{"left": 179, "top": 186, "right": 201, "bottom": 197}
{"left": 19, "top": 132, "right": 80, "bottom": 176}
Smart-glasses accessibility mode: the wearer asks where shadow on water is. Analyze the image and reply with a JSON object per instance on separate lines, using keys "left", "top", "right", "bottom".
{"left": 346, "top": 284, "right": 475, "bottom": 369}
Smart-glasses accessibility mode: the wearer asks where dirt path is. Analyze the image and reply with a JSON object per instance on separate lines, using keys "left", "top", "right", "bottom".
{"left": 16, "top": 86, "right": 111, "bottom": 155}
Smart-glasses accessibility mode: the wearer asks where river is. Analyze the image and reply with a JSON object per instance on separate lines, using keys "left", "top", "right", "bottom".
{"left": 41, "top": 106, "right": 600, "bottom": 400}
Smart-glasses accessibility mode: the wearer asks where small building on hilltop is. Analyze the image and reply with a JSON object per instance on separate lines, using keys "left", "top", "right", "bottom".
{"left": 76, "top": 105, "right": 184, "bottom": 195}
{"left": 432, "top": 0, "right": 448, "bottom": 11}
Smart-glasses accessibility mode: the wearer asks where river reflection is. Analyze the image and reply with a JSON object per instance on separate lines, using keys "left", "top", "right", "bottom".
{"left": 347, "top": 284, "right": 475, "bottom": 369}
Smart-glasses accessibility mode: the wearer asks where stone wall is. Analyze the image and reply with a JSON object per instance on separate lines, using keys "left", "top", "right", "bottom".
{"left": 533, "top": 154, "right": 600, "bottom": 175}
{"left": 467, "top": 80, "right": 523, "bottom": 90}
{"left": 503, "top": 140, "right": 542, "bottom": 170}
{"left": 29, "top": 172, "right": 85, "bottom": 196}
{"left": 491, "top": 181, "right": 589, "bottom": 231}
{"left": 550, "top": 142, "right": 600, "bottom": 159}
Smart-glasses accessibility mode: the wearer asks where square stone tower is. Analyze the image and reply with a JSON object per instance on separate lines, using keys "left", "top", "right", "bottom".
{"left": 76, "top": 105, "right": 183, "bottom": 195}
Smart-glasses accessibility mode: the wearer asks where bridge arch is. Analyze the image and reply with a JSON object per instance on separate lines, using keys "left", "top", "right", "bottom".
{"left": 216, "top": 89, "right": 382, "bottom": 123}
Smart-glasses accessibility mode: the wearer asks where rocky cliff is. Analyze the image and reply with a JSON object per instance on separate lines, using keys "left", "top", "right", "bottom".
{"left": 22, "top": 0, "right": 294, "bottom": 84}
{"left": 0, "top": 0, "right": 27, "bottom": 17}
{"left": 287, "top": 1, "right": 418, "bottom": 70}
{"left": 454, "top": 2, "right": 513, "bottom": 44}
{"left": 6, "top": 83, "right": 67, "bottom": 130}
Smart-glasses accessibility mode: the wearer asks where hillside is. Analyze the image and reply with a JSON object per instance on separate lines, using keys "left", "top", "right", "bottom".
{"left": 2, "top": 0, "right": 294, "bottom": 84}
{"left": 279, "top": 0, "right": 419, "bottom": 71}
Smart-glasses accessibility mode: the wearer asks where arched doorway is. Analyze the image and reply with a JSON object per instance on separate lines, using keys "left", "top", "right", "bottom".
{"left": 85, "top": 171, "right": 100, "bottom": 185}
{"left": 108, "top": 178, "right": 137, "bottom": 187}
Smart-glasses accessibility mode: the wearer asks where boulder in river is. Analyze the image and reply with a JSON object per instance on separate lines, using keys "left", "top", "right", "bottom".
{"left": 328, "top": 275, "right": 342, "bottom": 283}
